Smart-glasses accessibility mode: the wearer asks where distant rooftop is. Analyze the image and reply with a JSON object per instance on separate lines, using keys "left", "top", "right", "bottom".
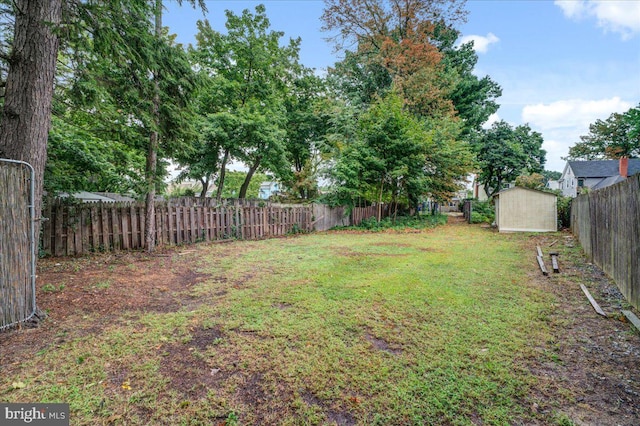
{"left": 568, "top": 159, "right": 640, "bottom": 178}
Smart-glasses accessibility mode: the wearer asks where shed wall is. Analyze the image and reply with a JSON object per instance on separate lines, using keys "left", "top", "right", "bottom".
{"left": 497, "top": 189, "right": 557, "bottom": 232}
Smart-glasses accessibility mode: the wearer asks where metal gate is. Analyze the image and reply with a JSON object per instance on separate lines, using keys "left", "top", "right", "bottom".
{"left": 0, "top": 158, "right": 36, "bottom": 330}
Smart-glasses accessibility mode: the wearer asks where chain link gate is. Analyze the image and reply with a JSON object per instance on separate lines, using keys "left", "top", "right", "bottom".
{"left": 0, "top": 158, "right": 37, "bottom": 330}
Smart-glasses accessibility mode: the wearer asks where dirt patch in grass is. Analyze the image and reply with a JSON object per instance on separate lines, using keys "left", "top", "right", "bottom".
{"left": 160, "top": 340, "right": 224, "bottom": 399}
{"left": 364, "top": 332, "right": 402, "bottom": 355}
{"left": 0, "top": 247, "right": 210, "bottom": 378}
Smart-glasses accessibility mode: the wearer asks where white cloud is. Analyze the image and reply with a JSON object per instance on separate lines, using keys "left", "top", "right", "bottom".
{"left": 522, "top": 97, "right": 633, "bottom": 171}
{"left": 482, "top": 112, "right": 500, "bottom": 129}
{"left": 458, "top": 32, "right": 500, "bottom": 53}
{"left": 555, "top": 0, "right": 640, "bottom": 39}
{"left": 522, "top": 97, "right": 632, "bottom": 129}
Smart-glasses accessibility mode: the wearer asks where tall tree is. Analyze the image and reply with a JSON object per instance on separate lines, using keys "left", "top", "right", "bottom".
{"left": 473, "top": 120, "right": 546, "bottom": 197}
{"left": 283, "top": 71, "right": 331, "bottom": 199}
{"left": 189, "top": 6, "right": 300, "bottom": 199}
{"left": 67, "top": 1, "right": 201, "bottom": 250}
{"left": 431, "top": 23, "right": 502, "bottom": 137}
{"left": 0, "top": 0, "right": 62, "bottom": 234}
{"left": 322, "top": 0, "right": 468, "bottom": 119}
{"left": 567, "top": 104, "right": 640, "bottom": 160}
{"left": 329, "top": 89, "right": 472, "bottom": 210}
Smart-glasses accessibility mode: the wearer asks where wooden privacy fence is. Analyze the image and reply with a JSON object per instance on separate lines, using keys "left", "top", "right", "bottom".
{"left": 351, "top": 204, "right": 390, "bottom": 226}
{"left": 571, "top": 174, "right": 640, "bottom": 310}
{"left": 1, "top": 159, "right": 36, "bottom": 330}
{"left": 41, "top": 200, "right": 313, "bottom": 256}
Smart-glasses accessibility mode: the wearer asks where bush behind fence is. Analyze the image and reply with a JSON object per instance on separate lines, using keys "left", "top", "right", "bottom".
{"left": 571, "top": 174, "right": 640, "bottom": 310}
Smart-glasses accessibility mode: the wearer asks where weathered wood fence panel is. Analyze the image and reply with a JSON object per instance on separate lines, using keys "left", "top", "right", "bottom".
{"left": 351, "top": 204, "right": 390, "bottom": 226}
{"left": 41, "top": 200, "right": 313, "bottom": 256}
{"left": 571, "top": 174, "right": 640, "bottom": 310}
{"left": 1, "top": 160, "right": 36, "bottom": 330}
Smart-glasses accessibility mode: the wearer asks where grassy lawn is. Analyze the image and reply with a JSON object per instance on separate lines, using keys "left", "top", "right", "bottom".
{"left": 2, "top": 221, "right": 559, "bottom": 425}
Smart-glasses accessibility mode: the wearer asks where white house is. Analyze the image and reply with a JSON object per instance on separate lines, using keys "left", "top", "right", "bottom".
{"left": 559, "top": 158, "right": 640, "bottom": 197}
{"left": 258, "top": 181, "right": 280, "bottom": 199}
{"left": 545, "top": 180, "right": 560, "bottom": 191}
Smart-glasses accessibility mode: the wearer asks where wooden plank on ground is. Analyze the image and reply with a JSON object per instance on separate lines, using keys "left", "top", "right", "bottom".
{"left": 550, "top": 253, "right": 560, "bottom": 273}
{"left": 622, "top": 310, "right": 640, "bottom": 332}
{"left": 536, "top": 246, "right": 543, "bottom": 257}
{"left": 536, "top": 256, "right": 548, "bottom": 276}
{"left": 580, "top": 284, "right": 607, "bottom": 317}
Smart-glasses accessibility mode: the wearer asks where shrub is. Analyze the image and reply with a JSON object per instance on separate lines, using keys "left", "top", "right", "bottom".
{"left": 470, "top": 200, "right": 495, "bottom": 224}
{"left": 557, "top": 195, "right": 572, "bottom": 229}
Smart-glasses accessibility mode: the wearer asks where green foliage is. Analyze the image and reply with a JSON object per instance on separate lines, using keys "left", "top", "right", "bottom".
{"left": 47, "top": 1, "right": 200, "bottom": 196}
{"left": 328, "top": 90, "right": 472, "bottom": 210}
{"left": 515, "top": 173, "right": 545, "bottom": 191}
{"left": 340, "top": 213, "right": 448, "bottom": 231}
{"left": 567, "top": 104, "right": 640, "bottom": 160}
{"left": 542, "top": 170, "right": 562, "bottom": 181}
{"left": 282, "top": 71, "right": 331, "bottom": 200}
{"left": 45, "top": 115, "right": 146, "bottom": 194}
{"left": 557, "top": 195, "right": 572, "bottom": 229}
{"left": 218, "top": 171, "right": 267, "bottom": 199}
{"left": 188, "top": 5, "right": 301, "bottom": 199}
{"left": 432, "top": 23, "right": 502, "bottom": 138}
{"left": 473, "top": 120, "right": 546, "bottom": 198}
{"left": 470, "top": 200, "right": 495, "bottom": 224}
{"left": 167, "top": 186, "right": 196, "bottom": 198}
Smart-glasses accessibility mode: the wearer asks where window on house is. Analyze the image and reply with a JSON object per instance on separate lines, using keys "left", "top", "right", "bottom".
{"left": 578, "top": 179, "right": 584, "bottom": 187}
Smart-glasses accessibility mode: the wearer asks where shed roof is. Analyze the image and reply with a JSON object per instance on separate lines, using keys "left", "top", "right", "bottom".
{"left": 494, "top": 186, "right": 557, "bottom": 198}
{"left": 568, "top": 159, "right": 640, "bottom": 178}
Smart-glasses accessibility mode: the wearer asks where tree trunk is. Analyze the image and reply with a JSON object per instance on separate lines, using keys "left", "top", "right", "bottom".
{"left": 238, "top": 157, "right": 261, "bottom": 199}
{"left": 199, "top": 176, "right": 209, "bottom": 198}
{"left": 377, "top": 178, "right": 384, "bottom": 221}
{"left": 0, "top": 0, "right": 62, "bottom": 238}
{"left": 144, "top": 0, "right": 162, "bottom": 252}
{"left": 215, "top": 148, "right": 230, "bottom": 200}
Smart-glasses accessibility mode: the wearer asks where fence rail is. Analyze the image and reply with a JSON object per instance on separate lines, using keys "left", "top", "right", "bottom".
{"left": 571, "top": 174, "right": 640, "bottom": 310}
{"left": 41, "top": 200, "right": 313, "bottom": 256}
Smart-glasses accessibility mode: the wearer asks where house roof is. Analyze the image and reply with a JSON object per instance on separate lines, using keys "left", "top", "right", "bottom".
{"left": 494, "top": 186, "right": 557, "bottom": 198}
{"left": 592, "top": 175, "right": 626, "bottom": 190}
{"left": 568, "top": 159, "right": 640, "bottom": 178}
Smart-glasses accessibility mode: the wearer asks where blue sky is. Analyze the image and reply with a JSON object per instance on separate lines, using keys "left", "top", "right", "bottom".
{"left": 164, "top": 0, "right": 640, "bottom": 173}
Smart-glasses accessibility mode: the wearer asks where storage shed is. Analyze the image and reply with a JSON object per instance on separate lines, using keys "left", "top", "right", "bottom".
{"left": 494, "top": 187, "right": 557, "bottom": 232}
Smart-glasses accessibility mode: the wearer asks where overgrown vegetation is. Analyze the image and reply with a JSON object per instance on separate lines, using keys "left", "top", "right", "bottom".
{"left": 557, "top": 195, "right": 572, "bottom": 229}
{"left": 470, "top": 200, "right": 495, "bottom": 224}
{"left": 338, "top": 213, "right": 447, "bottom": 231}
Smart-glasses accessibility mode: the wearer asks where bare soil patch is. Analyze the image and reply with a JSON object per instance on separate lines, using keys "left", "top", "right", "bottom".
{"left": 0, "top": 247, "right": 209, "bottom": 378}
{"left": 519, "top": 231, "right": 640, "bottom": 426}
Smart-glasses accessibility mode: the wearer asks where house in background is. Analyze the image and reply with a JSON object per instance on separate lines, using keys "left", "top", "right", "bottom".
{"left": 559, "top": 158, "right": 640, "bottom": 198}
{"left": 494, "top": 187, "right": 557, "bottom": 233}
{"left": 258, "top": 181, "right": 280, "bottom": 199}
{"left": 545, "top": 180, "right": 560, "bottom": 191}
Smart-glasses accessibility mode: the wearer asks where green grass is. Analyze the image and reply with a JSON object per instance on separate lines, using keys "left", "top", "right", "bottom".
{"left": 2, "top": 223, "right": 556, "bottom": 425}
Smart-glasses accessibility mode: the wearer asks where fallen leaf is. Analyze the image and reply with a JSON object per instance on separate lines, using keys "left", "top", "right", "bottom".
{"left": 12, "top": 381, "right": 26, "bottom": 389}
{"left": 121, "top": 380, "right": 132, "bottom": 390}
